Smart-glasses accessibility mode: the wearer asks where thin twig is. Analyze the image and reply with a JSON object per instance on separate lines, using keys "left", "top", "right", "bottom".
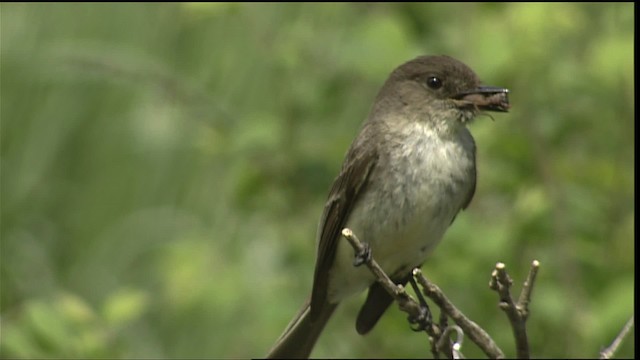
{"left": 415, "top": 268, "right": 505, "bottom": 359}
{"left": 342, "top": 228, "right": 510, "bottom": 359}
{"left": 489, "top": 261, "right": 540, "bottom": 359}
{"left": 341, "top": 229, "right": 451, "bottom": 358}
{"left": 600, "top": 315, "right": 634, "bottom": 359}
{"left": 341, "top": 228, "right": 405, "bottom": 298}
{"left": 517, "top": 260, "right": 540, "bottom": 319}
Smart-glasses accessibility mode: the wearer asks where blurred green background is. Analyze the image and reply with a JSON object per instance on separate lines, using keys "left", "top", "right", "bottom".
{"left": 0, "top": 3, "right": 634, "bottom": 358}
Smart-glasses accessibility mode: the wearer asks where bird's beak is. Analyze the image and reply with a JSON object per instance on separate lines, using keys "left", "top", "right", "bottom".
{"left": 453, "top": 86, "right": 510, "bottom": 112}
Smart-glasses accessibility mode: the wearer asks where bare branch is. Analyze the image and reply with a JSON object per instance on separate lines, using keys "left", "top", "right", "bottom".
{"left": 342, "top": 228, "right": 515, "bottom": 359}
{"left": 341, "top": 228, "right": 405, "bottom": 298}
{"left": 414, "top": 268, "right": 505, "bottom": 359}
{"left": 600, "top": 315, "right": 634, "bottom": 359}
{"left": 341, "top": 228, "right": 453, "bottom": 358}
{"left": 517, "top": 260, "right": 540, "bottom": 319}
{"left": 489, "top": 261, "right": 540, "bottom": 359}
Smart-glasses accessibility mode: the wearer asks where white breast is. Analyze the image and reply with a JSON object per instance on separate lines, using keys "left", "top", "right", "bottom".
{"left": 327, "top": 122, "right": 475, "bottom": 302}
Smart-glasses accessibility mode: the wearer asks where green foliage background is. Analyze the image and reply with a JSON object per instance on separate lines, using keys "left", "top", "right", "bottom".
{"left": 1, "top": 3, "right": 634, "bottom": 358}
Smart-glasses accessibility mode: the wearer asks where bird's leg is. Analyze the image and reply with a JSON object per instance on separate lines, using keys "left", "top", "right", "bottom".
{"left": 408, "top": 276, "right": 433, "bottom": 331}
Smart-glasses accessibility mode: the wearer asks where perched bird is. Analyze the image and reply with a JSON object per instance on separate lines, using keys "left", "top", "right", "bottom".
{"left": 267, "top": 55, "right": 510, "bottom": 358}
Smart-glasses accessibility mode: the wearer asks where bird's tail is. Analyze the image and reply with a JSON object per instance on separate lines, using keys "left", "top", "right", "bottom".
{"left": 266, "top": 298, "right": 337, "bottom": 359}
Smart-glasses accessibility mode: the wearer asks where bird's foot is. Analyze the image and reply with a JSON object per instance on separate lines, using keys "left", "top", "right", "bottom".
{"left": 408, "top": 304, "right": 433, "bottom": 332}
{"left": 352, "top": 243, "right": 372, "bottom": 267}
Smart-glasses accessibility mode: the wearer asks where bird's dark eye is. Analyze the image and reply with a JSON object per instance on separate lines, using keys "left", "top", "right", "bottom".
{"left": 426, "top": 76, "right": 443, "bottom": 90}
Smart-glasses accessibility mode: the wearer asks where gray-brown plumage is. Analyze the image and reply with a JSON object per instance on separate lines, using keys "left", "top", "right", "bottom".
{"left": 267, "top": 55, "right": 509, "bottom": 358}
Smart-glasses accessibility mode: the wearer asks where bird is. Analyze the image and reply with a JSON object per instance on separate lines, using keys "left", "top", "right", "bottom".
{"left": 266, "top": 55, "right": 510, "bottom": 358}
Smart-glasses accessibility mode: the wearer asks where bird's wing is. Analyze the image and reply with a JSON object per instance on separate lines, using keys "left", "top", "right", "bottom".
{"left": 310, "top": 142, "right": 378, "bottom": 320}
{"left": 461, "top": 132, "right": 477, "bottom": 211}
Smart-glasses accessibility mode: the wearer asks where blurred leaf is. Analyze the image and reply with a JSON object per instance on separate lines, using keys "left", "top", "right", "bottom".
{"left": 102, "top": 288, "right": 149, "bottom": 327}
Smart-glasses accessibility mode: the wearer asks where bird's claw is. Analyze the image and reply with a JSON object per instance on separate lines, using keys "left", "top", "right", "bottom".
{"left": 353, "top": 243, "right": 372, "bottom": 267}
{"left": 408, "top": 304, "right": 432, "bottom": 332}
